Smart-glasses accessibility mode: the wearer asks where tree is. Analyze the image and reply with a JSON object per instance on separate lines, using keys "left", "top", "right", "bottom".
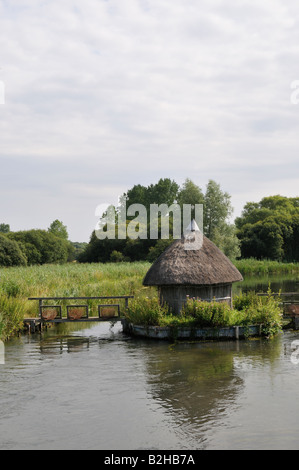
{"left": 177, "top": 178, "right": 205, "bottom": 223}
{"left": 8, "top": 230, "right": 70, "bottom": 265}
{"left": 209, "top": 223, "right": 241, "bottom": 260}
{"left": 204, "top": 180, "right": 233, "bottom": 239}
{"left": 0, "top": 224, "right": 10, "bottom": 233}
{"left": 236, "top": 195, "right": 299, "bottom": 261}
{"left": 48, "top": 220, "right": 68, "bottom": 240}
{"left": 80, "top": 178, "right": 239, "bottom": 263}
{"left": 0, "top": 234, "right": 27, "bottom": 267}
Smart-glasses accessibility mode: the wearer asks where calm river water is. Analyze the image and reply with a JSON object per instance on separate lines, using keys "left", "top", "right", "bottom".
{"left": 1, "top": 275, "right": 299, "bottom": 450}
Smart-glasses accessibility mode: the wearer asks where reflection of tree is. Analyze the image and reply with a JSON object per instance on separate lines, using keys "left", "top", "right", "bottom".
{"left": 233, "top": 274, "right": 299, "bottom": 296}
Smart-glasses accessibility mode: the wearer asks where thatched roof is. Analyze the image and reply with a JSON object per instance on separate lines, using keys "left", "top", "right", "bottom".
{"left": 143, "top": 228, "right": 243, "bottom": 287}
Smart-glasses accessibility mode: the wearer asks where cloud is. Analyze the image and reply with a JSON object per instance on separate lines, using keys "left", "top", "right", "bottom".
{"left": 1, "top": 0, "right": 299, "bottom": 240}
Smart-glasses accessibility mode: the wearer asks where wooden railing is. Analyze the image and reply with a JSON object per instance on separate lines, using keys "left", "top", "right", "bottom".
{"left": 28, "top": 295, "right": 134, "bottom": 322}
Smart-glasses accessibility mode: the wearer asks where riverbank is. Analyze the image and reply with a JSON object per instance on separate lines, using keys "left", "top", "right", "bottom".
{"left": 0, "top": 259, "right": 298, "bottom": 341}
{"left": 0, "top": 262, "right": 150, "bottom": 341}
{"left": 234, "top": 258, "right": 299, "bottom": 275}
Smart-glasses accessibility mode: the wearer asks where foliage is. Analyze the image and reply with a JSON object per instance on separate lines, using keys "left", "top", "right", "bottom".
{"left": 0, "top": 233, "right": 27, "bottom": 267}
{"left": 125, "top": 290, "right": 283, "bottom": 338}
{"left": 80, "top": 177, "right": 239, "bottom": 262}
{"left": 181, "top": 297, "right": 237, "bottom": 327}
{"left": 48, "top": 220, "right": 69, "bottom": 240}
{"left": 204, "top": 180, "right": 233, "bottom": 240}
{"left": 110, "top": 250, "right": 128, "bottom": 262}
{"left": 0, "top": 261, "right": 152, "bottom": 340}
{"left": 176, "top": 178, "right": 204, "bottom": 220}
{"left": 234, "top": 258, "right": 299, "bottom": 275}
{"left": 0, "top": 294, "right": 26, "bottom": 341}
{"left": 0, "top": 223, "right": 10, "bottom": 233}
{"left": 233, "top": 289, "right": 283, "bottom": 337}
{"left": 236, "top": 195, "right": 299, "bottom": 261}
{"left": 126, "top": 297, "right": 170, "bottom": 326}
{"left": 7, "top": 229, "right": 70, "bottom": 265}
{"left": 147, "top": 238, "right": 173, "bottom": 262}
{"left": 0, "top": 261, "right": 287, "bottom": 341}
{"left": 209, "top": 222, "right": 241, "bottom": 260}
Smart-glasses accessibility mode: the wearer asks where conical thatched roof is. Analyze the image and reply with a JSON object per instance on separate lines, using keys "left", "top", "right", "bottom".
{"left": 143, "top": 229, "right": 243, "bottom": 287}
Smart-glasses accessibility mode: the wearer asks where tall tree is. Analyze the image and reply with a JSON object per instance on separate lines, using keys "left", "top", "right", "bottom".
{"left": 0, "top": 223, "right": 10, "bottom": 233}
{"left": 204, "top": 180, "right": 233, "bottom": 239}
{"left": 48, "top": 220, "right": 69, "bottom": 240}
{"left": 236, "top": 195, "right": 299, "bottom": 261}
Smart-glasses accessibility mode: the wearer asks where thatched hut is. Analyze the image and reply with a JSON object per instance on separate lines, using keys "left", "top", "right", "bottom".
{"left": 143, "top": 222, "right": 243, "bottom": 314}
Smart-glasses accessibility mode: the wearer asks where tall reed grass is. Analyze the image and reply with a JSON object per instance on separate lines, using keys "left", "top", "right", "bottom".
{"left": 0, "top": 262, "right": 152, "bottom": 340}
{"left": 234, "top": 258, "right": 299, "bottom": 275}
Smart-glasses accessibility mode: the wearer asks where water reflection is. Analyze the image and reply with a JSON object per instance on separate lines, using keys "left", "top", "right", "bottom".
{"left": 234, "top": 273, "right": 299, "bottom": 295}
{"left": 138, "top": 335, "right": 284, "bottom": 448}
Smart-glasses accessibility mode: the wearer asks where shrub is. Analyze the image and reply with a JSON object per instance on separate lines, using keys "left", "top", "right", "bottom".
{"left": 182, "top": 297, "right": 240, "bottom": 328}
{"left": 126, "top": 297, "right": 170, "bottom": 326}
{"left": 126, "top": 291, "right": 283, "bottom": 337}
{"left": 8, "top": 230, "right": 70, "bottom": 265}
{"left": 0, "top": 234, "right": 27, "bottom": 267}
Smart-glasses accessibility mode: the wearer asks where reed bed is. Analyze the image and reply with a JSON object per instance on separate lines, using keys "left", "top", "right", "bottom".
{"left": 0, "top": 262, "right": 152, "bottom": 340}
{"left": 234, "top": 258, "right": 299, "bottom": 275}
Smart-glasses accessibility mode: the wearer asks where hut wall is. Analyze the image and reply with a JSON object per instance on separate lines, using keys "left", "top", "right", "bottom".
{"left": 159, "top": 284, "right": 233, "bottom": 315}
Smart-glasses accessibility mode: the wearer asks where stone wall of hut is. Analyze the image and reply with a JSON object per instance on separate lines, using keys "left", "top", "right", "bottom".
{"left": 159, "top": 284, "right": 233, "bottom": 315}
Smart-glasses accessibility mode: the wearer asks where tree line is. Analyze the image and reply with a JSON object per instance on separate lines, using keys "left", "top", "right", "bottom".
{"left": 0, "top": 220, "right": 87, "bottom": 267}
{"left": 78, "top": 178, "right": 240, "bottom": 263}
{"left": 2, "top": 179, "right": 299, "bottom": 267}
{"left": 236, "top": 195, "right": 299, "bottom": 261}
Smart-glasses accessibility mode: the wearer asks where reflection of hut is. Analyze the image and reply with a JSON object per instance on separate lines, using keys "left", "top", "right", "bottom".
{"left": 143, "top": 222, "right": 243, "bottom": 314}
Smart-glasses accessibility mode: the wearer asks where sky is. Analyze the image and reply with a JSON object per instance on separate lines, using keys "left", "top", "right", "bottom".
{"left": 1, "top": 0, "right": 299, "bottom": 242}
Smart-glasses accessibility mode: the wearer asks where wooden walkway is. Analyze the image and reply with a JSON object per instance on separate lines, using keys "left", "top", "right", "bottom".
{"left": 24, "top": 295, "right": 134, "bottom": 333}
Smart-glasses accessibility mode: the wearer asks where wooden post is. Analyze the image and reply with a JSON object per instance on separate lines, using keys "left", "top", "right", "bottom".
{"left": 39, "top": 299, "right": 43, "bottom": 318}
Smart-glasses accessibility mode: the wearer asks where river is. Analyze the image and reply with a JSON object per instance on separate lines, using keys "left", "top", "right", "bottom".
{"left": 1, "top": 274, "right": 299, "bottom": 450}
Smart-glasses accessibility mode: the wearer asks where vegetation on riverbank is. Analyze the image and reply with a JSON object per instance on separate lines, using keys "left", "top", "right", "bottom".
{"left": 0, "top": 260, "right": 293, "bottom": 341}
{"left": 125, "top": 290, "right": 283, "bottom": 338}
{"left": 234, "top": 258, "right": 299, "bottom": 275}
{"left": 0, "top": 262, "right": 150, "bottom": 341}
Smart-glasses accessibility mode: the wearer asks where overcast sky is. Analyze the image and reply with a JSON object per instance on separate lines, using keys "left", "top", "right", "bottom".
{"left": 1, "top": 0, "right": 299, "bottom": 242}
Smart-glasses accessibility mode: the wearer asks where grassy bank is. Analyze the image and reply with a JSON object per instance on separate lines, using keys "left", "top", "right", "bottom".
{"left": 0, "top": 262, "right": 151, "bottom": 341}
{"left": 234, "top": 258, "right": 299, "bottom": 275}
{"left": 0, "top": 258, "right": 296, "bottom": 341}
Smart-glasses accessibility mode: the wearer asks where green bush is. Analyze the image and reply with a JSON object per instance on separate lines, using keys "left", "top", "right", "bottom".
{"left": 8, "top": 230, "right": 70, "bottom": 265}
{"left": 233, "top": 290, "right": 283, "bottom": 336}
{"left": 126, "top": 291, "right": 283, "bottom": 338}
{"left": 126, "top": 297, "right": 170, "bottom": 326}
{"left": 0, "top": 234, "right": 27, "bottom": 267}
{"left": 182, "top": 297, "right": 242, "bottom": 328}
